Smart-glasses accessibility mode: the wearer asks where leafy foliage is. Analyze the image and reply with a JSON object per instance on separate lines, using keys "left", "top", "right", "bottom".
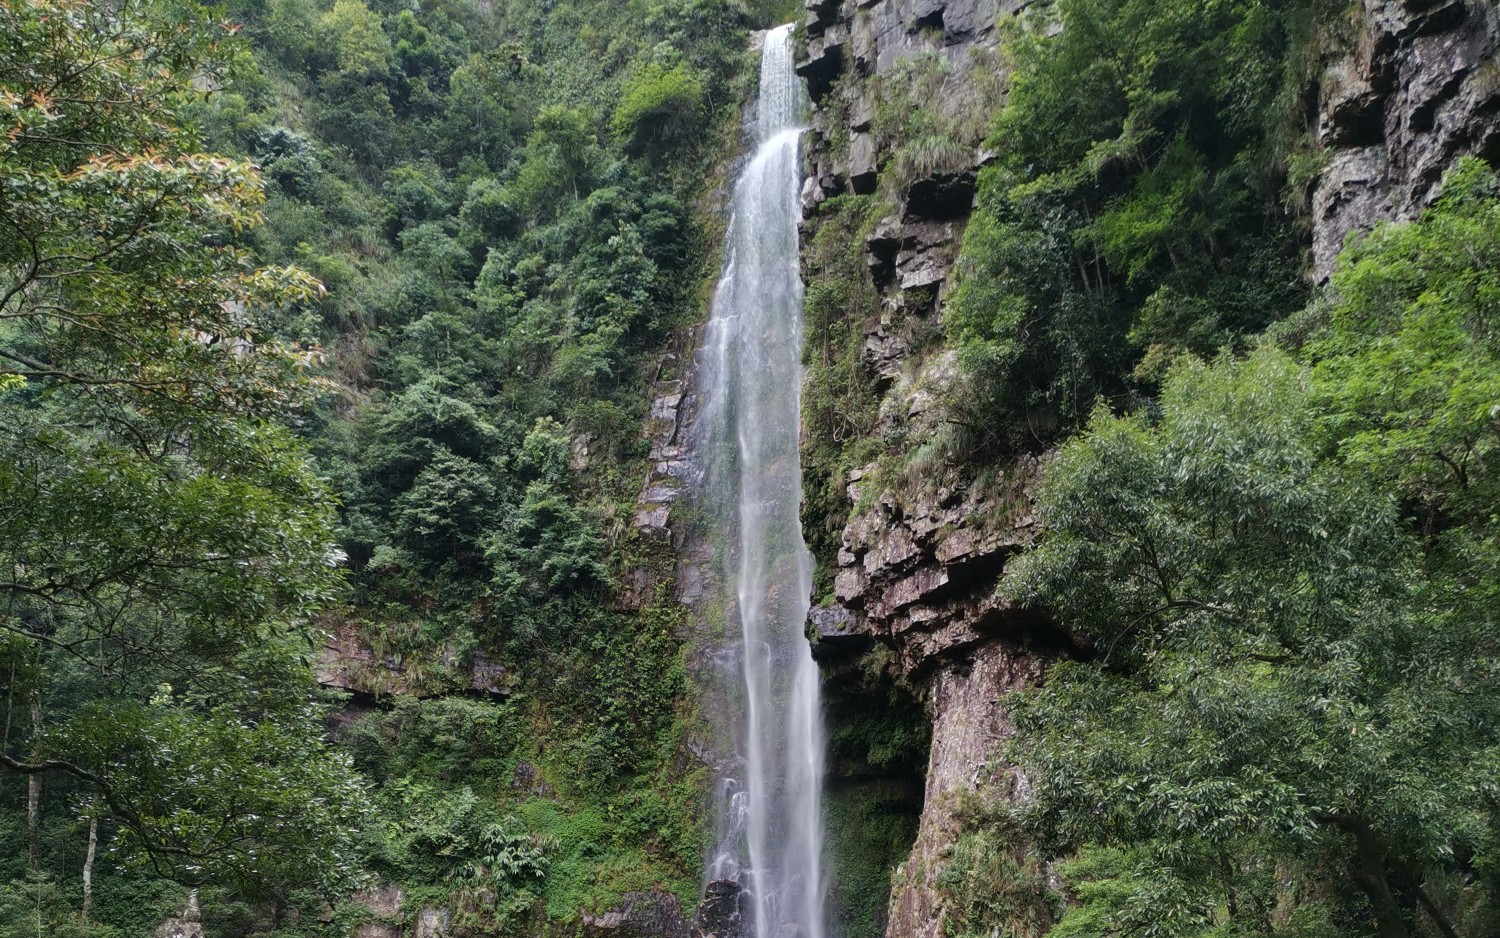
{"left": 946, "top": 0, "right": 1324, "bottom": 451}
{"left": 613, "top": 61, "right": 707, "bottom": 158}
{"left": 1, "top": 0, "right": 794, "bottom": 930}
{"left": 0, "top": 0, "right": 367, "bottom": 906}
{"left": 1004, "top": 163, "right": 1500, "bottom": 937}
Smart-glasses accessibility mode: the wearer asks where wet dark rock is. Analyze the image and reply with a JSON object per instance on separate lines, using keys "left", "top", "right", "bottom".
{"left": 695, "top": 879, "right": 748, "bottom": 938}
{"left": 512, "top": 761, "right": 555, "bottom": 798}
{"left": 622, "top": 326, "right": 709, "bottom": 608}
{"left": 901, "top": 167, "right": 977, "bottom": 220}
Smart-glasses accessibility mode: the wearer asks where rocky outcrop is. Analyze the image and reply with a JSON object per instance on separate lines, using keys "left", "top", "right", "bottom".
{"left": 801, "top": 0, "right": 1020, "bottom": 222}
{"left": 1311, "top": 0, "right": 1500, "bottom": 278}
{"left": 832, "top": 458, "right": 1043, "bottom": 677}
{"left": 350, "top": 886, "right": 405, "bottom": 938}
{"left": 155, "top": 891, "right": 205, "bottom": 938}
{"left": 315, "top": 622, "right": 510, "bottom": 699}
{"left": 583, "top": 889, "right": 693, "bottom": 938}
{"left": 795, "top": 4, "right": 1054, "bottom": 937}
{"left": 886, "top": 641, "right": 1054, "bottom": 938}
{"left": 808, "top": 603, "right": 873, "bottom": 660}
{"left": 413, "top": 908, "right": 450, "bottom": 938}
{"left": 791, "top": 2, "right": 1500, "bottom": 938}
{"left": 623, "top": 324, "right": 710, "bottom": 612}
{"left": 696, "top": 880, "right": 749, "bottom": 938}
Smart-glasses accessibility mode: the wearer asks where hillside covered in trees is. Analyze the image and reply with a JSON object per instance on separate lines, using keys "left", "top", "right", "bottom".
{"left": 794, "top": 1, "right": 1500, "bottom": 936}
{"left": 0, "top": 0, "right": 796, "bottom": 933}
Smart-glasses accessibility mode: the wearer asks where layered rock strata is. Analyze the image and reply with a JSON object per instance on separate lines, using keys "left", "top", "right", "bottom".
{"left": 832, "top": 460, "right": 1042, "bottom": 678}
{"left": 795, "top": 3, "right": 1050, "bottom": 937}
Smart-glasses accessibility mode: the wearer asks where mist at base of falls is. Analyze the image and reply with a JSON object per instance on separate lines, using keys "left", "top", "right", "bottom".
{"left": 692, "top": 23, "right": 829, "bottom": 938}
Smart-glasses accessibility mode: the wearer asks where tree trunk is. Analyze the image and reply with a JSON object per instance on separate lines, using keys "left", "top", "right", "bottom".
{"left": 1318, "top": 812, "right": 1411, "bottom": 938}
{"left": 1350, "top": 866, "right": 1409, "bottom": 938}
{"left": 26, "top": 698, "right": 40, "bottom": 869}
{"left": 82, "top": 813, "right": 97, "bottom": 923}
{"left": 3, "top": 660, "right": 14, "bottom": 750}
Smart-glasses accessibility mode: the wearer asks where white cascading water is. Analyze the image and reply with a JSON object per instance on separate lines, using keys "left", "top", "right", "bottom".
{"left": 694, "top": 24, "right": 828, "bottom": 938}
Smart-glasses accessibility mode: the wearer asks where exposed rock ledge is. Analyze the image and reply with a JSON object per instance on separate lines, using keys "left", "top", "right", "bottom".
{"left": 584, "top": 889, "right": 693, "bottom": 938}
{"left": 831, "top": 458, "right": 1043, "bottom": 677}
{"left": 315, "top": 622, "right": 510, "bottom": 699}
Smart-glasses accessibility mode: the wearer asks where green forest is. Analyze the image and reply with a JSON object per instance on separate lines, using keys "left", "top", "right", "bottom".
{"left": 0, "top": 0, "right": 795, "bottom": 933}
{"left": 1, "top": 0, "right": 1496, "bottom": 936}
{"left": 955, "top": 4, "right": 1498, "bottom": 935}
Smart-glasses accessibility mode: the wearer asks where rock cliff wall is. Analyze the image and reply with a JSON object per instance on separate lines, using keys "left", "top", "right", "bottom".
{"left": 1312, "top": 0, "right": 1499, "bottom": 279}
{"left": 794, "top": 4, "right": 1055, "bottom": 937}
{"left": 793, "top": 2, "right": 1500, "bottom": 938}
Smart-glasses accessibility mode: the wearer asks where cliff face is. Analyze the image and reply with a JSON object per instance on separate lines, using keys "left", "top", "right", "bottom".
{"left": 793, "top": 2, "right": 1500, "bottom": 938}
{"left": 795, "top": 4, "right": 1057, "bottom": 937}
{"left": 1312, "top": 0, "right": 1499, "bottom": 279}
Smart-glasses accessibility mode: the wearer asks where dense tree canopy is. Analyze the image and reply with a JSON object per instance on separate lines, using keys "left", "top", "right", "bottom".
{"left": 1003, "top": 162, "right": 1500, "bottom": 938}
{"left": 0, "top": 0, "right": 368, "bottom": 907}
{"left": 1, "top": 0, "right": 788, "bottom": 931}
{"left": 7, "top": 0, "right": 1497, "bottom": 935}
{"left": 946, "top": 0, "right": 1326, "bottom": 451}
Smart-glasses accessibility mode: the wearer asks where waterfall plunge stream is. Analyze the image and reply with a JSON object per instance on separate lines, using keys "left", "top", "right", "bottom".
{"left": 694, "top": 24, "right": 828, "bottom": 938}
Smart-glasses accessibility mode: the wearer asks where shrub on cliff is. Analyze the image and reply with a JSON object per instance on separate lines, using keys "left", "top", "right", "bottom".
{"left": 1006, "top": 161, "right": 1500, "bottom": 938}
{"left": 947, "top": 0, "right": 1329, "bottom": 451}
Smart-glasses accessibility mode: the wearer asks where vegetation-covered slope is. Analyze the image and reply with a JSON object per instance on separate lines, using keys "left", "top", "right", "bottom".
{"left": 3, "top": 0, "right": 1497, "bottom": 936}
{"left": 0, "top": 0, "right": 796, "bottom": 934}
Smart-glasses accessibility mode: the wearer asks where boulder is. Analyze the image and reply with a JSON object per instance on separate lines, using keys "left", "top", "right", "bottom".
{"left": 901, "top": 166, "right": 977, "bottom": 220}
{"left": 583, "top": 889, "right": 692, "bottom": 938}
{"left": 695, "top": 879, "right": 748, "bottom": 938}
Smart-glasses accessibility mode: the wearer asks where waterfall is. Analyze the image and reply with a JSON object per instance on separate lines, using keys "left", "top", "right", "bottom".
{"left": 694, "top": 23, "right": 828, "bottom": 938}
